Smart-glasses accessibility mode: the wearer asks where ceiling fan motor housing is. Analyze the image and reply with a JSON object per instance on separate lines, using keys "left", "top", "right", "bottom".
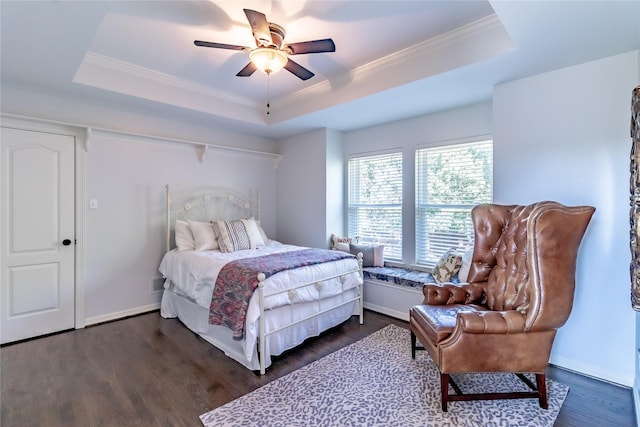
{"left": 267, "top": 23, "right": 286, "bottom": 49}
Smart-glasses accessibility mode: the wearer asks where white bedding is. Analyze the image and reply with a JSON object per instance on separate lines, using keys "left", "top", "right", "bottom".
{"left": 158, "top": 240, "right": 362, "bottom": 364}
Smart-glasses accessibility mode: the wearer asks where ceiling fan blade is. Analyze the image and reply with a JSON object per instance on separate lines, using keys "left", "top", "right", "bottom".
{"left": 243, "top": 9, "right": 272, "bottom": 47}
{"left": 194, "top": 40, "right": 247, "bottom": 51}
{"left": 284, "top": 59, "right": 314, "bottom": 81}
{"left": 285, "top": 39, "right": 336, "bottom": 55}
{"left": 236, "top": 62, "right": 257, "bottom": 77}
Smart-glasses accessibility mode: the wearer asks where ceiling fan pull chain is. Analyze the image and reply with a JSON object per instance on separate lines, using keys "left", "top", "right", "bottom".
{"left": 266, "top": 74, "right": 271, "bottom": 115}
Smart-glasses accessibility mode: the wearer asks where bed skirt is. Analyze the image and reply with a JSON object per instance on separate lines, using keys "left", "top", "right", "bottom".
{"left": 160, "top": 288, "right": 359, "bottom": 371}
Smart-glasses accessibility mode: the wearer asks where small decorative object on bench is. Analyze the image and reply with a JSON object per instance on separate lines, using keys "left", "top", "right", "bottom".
{"left": 330, "top": 234, "right": 352, "bottom": 253}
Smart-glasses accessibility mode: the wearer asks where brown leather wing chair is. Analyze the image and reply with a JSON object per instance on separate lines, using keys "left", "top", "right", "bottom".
{"left": 410, "top": 201, "right": 594, "bottom": 411}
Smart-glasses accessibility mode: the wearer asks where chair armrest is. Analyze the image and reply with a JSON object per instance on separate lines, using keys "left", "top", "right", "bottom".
{"left": 457, "top": 310, "right": 526, "bottom": 334}
{"left": 421, "top": 282, "right": 486, "bottom": 305}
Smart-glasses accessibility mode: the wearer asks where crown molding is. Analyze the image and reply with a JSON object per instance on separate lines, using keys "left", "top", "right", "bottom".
{"left": 77, "top": 51, "right": 258, "bottom": 108}
{"left": 274, "top": 14, "right": 508, "bottom": 110}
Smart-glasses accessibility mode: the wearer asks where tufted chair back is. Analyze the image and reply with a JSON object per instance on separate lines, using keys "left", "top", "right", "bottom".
{"left": 409, "top": 201, "right": 595, "bottom": 412}
{"left": 468, "top": 202, "right": 594, "bottom": 332}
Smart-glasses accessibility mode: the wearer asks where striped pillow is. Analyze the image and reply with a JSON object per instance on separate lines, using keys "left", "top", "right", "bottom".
{"left": 212, "top": 220, "right": 252, "bottom": 253}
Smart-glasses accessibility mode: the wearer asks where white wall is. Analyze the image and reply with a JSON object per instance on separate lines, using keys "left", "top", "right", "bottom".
{"left": 344, "top": 102, "right": 493, "bottom": 266}
{"left": 494, "top": 50, "right": 639, "bottom": 386}
{"left": 275, "top": 128, "right": 346, "bottom": 249}
{"left": 83, "top": 131, "right": 278, "bottom": 324}
{"left": 276, "top": 129, "right": 329, "bottom": 248}
{"left": 326, "top": 129, "right": 346, "bottom": 238}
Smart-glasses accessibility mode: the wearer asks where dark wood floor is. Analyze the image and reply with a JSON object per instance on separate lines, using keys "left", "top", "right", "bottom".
{"left": 0, "top": 310, "right": 635, "bottom": 427}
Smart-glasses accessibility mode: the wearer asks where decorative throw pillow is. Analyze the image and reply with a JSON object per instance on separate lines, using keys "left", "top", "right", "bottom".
{"left": 458, "top": 247, "right": 474, "bottom": 282}
{"left": 188, "top": 220, "right": 219, "bottom": 251}
{"left": 432, "top": 248, "right": 463, "bottom": 284}
{"left": 331, "top": 234, "right": 352, "bottom": 252}
{"left": 349, "top": 243, "right": 384, "bottom": 267}
{"left": 212, "top": 220, "right": 252, "bottom": 253}
{"left": 241, "top": 217, "right": 265, "bottom": 248}
{"left": 175, "top": 220, "right": 195, "bottom": 251}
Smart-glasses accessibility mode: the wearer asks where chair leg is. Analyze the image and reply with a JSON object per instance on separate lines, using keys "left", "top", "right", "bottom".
{"left": 536, "top": 373, "right": 548, "bottom": 409}
{"left": 440, "top": 373, "right": 449, "bottom": 412}
{"left": 439, "top": 372, "right": 546, "bottom": 411}
{"left": 410, "top": 330, "right": 416, "bottom": 359}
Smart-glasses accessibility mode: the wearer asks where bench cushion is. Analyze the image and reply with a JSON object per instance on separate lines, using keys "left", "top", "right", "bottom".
{"left": 363, "top": 266, "right": 460, "bottom": 289}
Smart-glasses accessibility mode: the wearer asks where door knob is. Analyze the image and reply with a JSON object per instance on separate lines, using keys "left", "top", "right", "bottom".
{"left": 62, "top": 239, "right": 72, "bottom": 246}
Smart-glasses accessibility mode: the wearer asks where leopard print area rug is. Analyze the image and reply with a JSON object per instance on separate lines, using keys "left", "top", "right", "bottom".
{"left": 200, "top": 325, "right": 568, "bottom": 426}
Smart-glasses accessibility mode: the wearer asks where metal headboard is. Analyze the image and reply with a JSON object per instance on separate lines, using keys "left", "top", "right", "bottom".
{"left": 165, "top": 184, "right": 260, "bottom": 252}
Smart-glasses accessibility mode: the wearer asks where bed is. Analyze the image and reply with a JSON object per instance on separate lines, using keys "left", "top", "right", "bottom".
{"left": 158, "top": 185, "right": 363, "bottom": 374}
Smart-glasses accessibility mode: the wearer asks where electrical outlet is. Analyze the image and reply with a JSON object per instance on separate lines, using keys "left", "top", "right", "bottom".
{"left": 153, "top": 278, "right": 165, "bottom": 291}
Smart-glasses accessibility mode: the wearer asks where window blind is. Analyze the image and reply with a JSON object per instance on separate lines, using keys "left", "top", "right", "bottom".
{"left": 348, "top": 152, "right": 403, "bottom": 261}
{"left": 415, "top": 140, "right": 493, "bottom": 266}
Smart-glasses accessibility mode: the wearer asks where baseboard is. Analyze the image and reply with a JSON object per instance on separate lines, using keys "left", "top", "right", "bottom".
{"left": 363, "top": 302, "right": 409, "bottom": 322}
{"left": 84, "top": 303, "right": 160, "bottom": 327}
{"left": 634, "top": 377, "right": 640, "bottom": 427}
{"left": 549, "top": 353, "right": 634, "bottom": 387}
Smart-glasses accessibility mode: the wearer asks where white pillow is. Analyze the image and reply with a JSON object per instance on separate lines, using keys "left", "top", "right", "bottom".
{"left": 175, "top": 220, "right": 195, "bottom": 251}
{"left": 255, "top": 220, "right": 270, "bottom": 244}
{"left": 458, "top": 247, "right": 474, "bottom": 282}
{"left": 241, "top": 217, "right": 265, "bottom": 248}
{"left": 188, "top": 220, "right": 219, "bottom": 251}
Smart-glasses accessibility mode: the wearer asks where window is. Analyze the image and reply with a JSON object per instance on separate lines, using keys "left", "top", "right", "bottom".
{"left": 348, "top": 152, "right": 403, "bottom": 261}
{"left": 415, "top": 140, "right": 493, "bottom": 266}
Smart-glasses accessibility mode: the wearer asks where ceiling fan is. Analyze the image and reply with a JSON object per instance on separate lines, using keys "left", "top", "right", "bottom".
{"left": 194, "top": 8, "right": 335, "bottom": 81}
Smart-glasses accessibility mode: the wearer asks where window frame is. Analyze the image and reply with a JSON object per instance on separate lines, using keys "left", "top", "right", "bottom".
{"left": 415, "top": 136, "right": 493, "bottom": 267}
{"left": 347, "top": 149, "right": 403, "bottom": 262}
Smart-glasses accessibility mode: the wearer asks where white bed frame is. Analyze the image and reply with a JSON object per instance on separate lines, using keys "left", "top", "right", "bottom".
{"left": 163, "top": 185, "right": 364, "bottom": 374}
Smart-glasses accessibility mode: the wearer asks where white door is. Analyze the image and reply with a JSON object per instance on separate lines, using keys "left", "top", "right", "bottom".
{"left": 1, "top": 127, "right": 75, "bottom": 344}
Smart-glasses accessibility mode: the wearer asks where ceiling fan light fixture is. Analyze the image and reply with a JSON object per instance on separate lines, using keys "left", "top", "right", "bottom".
{"left": 249, "top": 47, "right": 288, "bottom": 75}
{"left": 195, "top": 9, "right": 332, "bottom": 80}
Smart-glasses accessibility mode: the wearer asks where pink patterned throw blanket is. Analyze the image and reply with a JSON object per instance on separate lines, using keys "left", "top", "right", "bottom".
{"left": 209, "top": 248, "right": 355, "bottom": 340}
